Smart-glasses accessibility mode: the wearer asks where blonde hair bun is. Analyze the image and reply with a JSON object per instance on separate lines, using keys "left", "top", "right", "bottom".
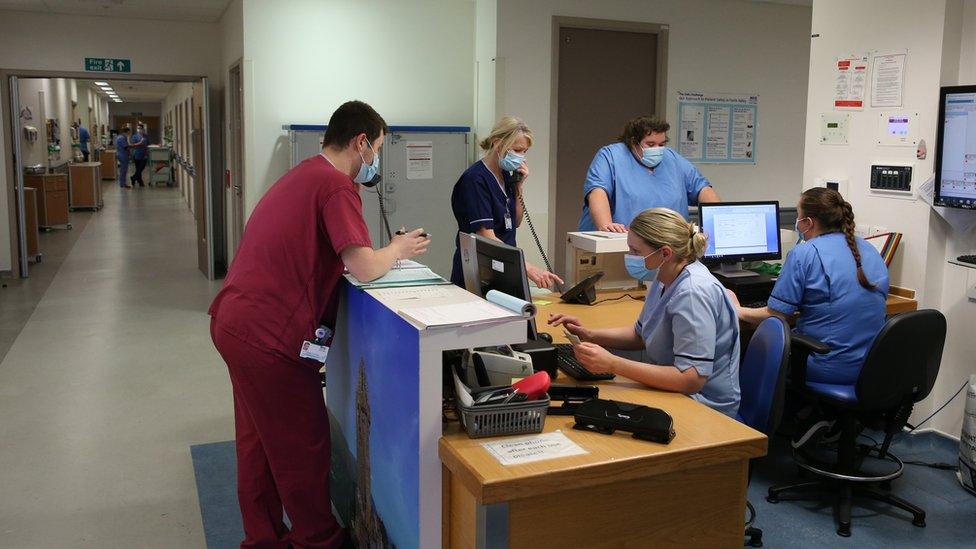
{"left": 629, "top": 208, "right": 708, "bottom": 260}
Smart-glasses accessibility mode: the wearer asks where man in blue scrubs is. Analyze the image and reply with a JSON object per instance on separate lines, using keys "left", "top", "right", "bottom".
{"left": 579, "top": 116, "right": 720, "bottom": 232}
{"left": 115, "top": 127, "right": 131, "bottom": 189}
{"left": 74, "top": 122, "right": 90, "bottom": 162}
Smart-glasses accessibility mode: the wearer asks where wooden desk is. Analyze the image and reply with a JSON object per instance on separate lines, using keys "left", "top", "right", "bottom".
{"left": 532, "top": 289, "right": 917, "bottom": 340}
{"left": 439, "top": 286, "right": 918, "bottom": 547}
{"left": 23, "top": 173, "right": 69, "bottom": 228}
{"left": 440, "top": 293, "right": 768, "bottom": 548}
{"left": 68, "top": 162, "right": 102, "bottom": 210}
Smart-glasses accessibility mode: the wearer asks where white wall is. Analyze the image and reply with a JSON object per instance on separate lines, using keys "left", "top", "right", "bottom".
{"left": 804, "top": 0, "right": 976, "bottom": 437}
{"left": 240, "top": 0, "right": 476, "bottom": 216}
{"left": 474, "top": 0, "right": 498, "bottom": 145}
{"left": 17, "top": 79, "right": 52, "bottom": 168}
{"left": 493, "top": 0, "right": 812, "bottom": 266}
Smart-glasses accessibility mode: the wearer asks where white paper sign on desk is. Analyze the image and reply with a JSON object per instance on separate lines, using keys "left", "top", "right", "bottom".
{"left": 482, "top": 431, "right": 587, "bottom": 466}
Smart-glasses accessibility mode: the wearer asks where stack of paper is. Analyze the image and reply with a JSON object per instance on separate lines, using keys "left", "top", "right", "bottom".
{"left": 398, "top": 300, "right": 522, "bottom": 329}
{"left": 346, "top": 266, "right": 448, "bottom": 289}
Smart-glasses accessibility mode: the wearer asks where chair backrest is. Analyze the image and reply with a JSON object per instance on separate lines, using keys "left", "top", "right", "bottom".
{"left": 738, "top": 316, "right": 791, "bottom": 435}
{"left": 856, "top": 309, "right": 947, "bottom": 411}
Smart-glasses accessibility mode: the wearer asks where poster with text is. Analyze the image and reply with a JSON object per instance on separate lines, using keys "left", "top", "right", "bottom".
{"left": 834, "top": 54, "right": 869, "bottom": 109}
{"left": 871, "top": 50, "right": 907, "bottom": 108}
{"left": 677, "top": 92, "right": 758, "bottom": 164}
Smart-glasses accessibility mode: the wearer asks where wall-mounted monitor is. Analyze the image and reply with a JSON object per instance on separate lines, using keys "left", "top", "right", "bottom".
{"left": 935, "top": 85, "right": 976, "bottom": 209}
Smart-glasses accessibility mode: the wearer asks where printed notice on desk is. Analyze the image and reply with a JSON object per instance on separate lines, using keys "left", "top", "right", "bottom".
{"left": 482, "top": 431, "right": 587, "bottom": 466}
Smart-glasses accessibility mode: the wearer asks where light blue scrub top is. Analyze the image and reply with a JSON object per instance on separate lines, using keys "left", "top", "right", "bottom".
{"left": 131, "top": 133, "right": 146, "bottom": 160}
{"left": 115, "top": 134, "right": 129, "bottom": 160}
{"left": 767, "top": 232, "right": 889, "bottom": 386}
{"left": 634, "top": 261, "right": 741, "bottom": 417}
{"left": 579, "top": 143, "right": 711, "bottom": 230}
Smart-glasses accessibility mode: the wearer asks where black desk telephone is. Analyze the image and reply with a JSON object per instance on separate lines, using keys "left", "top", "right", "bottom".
{"left": 507, "top": 169, "right": 604, "bottom": 305}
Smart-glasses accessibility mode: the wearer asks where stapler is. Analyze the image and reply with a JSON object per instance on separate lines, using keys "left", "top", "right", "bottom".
{"left": 463, "top": 346, "right": 534, "bottom": 387}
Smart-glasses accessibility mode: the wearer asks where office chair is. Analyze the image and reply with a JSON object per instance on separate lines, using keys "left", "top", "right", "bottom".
{"left": 736, "top": 316, "right": 791, "bottom": 548}
{"left": 766, "top": 309, "right": 947, "bottom": 537}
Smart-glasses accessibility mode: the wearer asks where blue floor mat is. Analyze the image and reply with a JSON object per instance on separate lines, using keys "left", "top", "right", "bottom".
{"left": 193, "top": 432, "right": 975, "bottom": 548}
{"left": 190, "top": 441, "right": 242, "bottom": 549}
{"left": 748, "top": 430, "right": 975, "bottom": 547}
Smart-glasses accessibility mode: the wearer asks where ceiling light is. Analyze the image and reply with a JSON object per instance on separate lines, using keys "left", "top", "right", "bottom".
{"left": 94, "top": 81, "right": 108, "bottom": 86}
{"left": 114, "top": 99, "right": 123, "bottom": 103}
{"left": 108, "top": 93, "right": 119, "bottom": 97}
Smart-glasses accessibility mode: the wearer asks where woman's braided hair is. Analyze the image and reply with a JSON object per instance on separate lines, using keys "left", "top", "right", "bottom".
{"left": 799, "top": 187, "right": 874, "bottom": 290}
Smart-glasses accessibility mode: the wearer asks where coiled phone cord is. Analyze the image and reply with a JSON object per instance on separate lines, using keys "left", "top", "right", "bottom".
{"left": 375, "top": 186, "right": 394, "bottom": 242}
{"left": 518, "top": 192, "right": 556, "bottom": 275}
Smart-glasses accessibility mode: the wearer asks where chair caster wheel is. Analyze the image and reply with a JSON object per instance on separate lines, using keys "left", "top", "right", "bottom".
{"left": 747, "top": 539, "right": 763, "bottom": 547}
{"left": 67, "top": 224, "right": 73, "bottom": 230}
{"left": 913, "top": 518, "right": 926, "bottom": 528}
{"left": 837, "top": 524, "right": 851, "bottom": 537}
{"left": 766, "top": 495, "right": 779, "bottom": 504}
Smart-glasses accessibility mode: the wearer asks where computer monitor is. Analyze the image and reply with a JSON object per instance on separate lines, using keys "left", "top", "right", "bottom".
{"left": 459, "top": 233, "right": 537, "bottom": 338}
{"left": 699, "top": 201, "right": 781, "bottom": 278}
{"left": 935, "top": 85, "right": 976, "bottom": 209}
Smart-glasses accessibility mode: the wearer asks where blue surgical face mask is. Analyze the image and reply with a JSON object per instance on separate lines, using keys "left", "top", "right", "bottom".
{"left": 499, "top": 150, "right": 525, "bottom": 172}
{"left": 354, "top": 139, "right": 381, "bottom": 185}
{"left": 641, "top": 146, "right": 666, "bottom": 168}
{"left": 624, "top": 248, "right": 662, "bottom": 281}
{"left": 794, "top": 217, "right": 811, "bottom": 243}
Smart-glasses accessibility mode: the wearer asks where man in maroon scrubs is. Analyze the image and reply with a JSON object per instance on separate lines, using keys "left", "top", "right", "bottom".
{"left": 209, "top": 100, "right": 429, "bottom": 548}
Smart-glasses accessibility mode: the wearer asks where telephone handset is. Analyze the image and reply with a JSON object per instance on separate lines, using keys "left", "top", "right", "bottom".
{"left": 507, "top": 170, "right": 603, "bottom": 304}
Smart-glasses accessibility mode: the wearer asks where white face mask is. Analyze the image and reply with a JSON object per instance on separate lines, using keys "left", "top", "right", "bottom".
{"left": 795, "top": 217, "right": 811, "bottom": 243}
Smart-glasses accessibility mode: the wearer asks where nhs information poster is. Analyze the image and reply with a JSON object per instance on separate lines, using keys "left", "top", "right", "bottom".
{"left": 678, "top": 92, "right": 758, "bottom": 164}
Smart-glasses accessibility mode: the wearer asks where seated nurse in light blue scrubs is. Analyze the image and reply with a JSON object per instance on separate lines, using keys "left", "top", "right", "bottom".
{"left": 578, "top": 116, "right": 721, "bottom": 233}
{"left": 551, "top": 208, "right": 741, "bottom": 417}
{"left": 734, "top": 188, "right": 889, "bottom": 386}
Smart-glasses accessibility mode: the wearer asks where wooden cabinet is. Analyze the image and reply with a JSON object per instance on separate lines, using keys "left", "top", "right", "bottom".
{"left": 23, "top": 187, "right": 40, "bottom": 262}
{"left": 101, "top": 148, "right": 117, "bottom": 180}
{"left": 69, "top": 162, "right": 102, "bottom": 210}
{"left": 23, "top": 173, "right": 70, "bottom": 228}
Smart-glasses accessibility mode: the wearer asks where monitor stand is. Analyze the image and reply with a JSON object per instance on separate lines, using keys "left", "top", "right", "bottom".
{"left": 711, "top": 262, "right": 759, "bottom": 279}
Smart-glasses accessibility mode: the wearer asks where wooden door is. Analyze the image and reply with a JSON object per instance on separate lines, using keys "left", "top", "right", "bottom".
{"left": 554, "top": 25, "right": 659, "bottom": 270}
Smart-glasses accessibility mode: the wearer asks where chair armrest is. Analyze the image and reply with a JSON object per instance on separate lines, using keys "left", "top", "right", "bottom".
{"left": 791, "top": 333, "right": 831, "bottom": 355}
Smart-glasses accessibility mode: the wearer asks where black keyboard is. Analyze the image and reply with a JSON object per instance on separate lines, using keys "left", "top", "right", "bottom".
{"left": 743, "top": 300, "right": 767, "bottom": 308}
{"left": 957, "top": 255, "right": 976, "bottom": 266}
{"left": 554, "top": 344, "right": 615, "bottom": 381}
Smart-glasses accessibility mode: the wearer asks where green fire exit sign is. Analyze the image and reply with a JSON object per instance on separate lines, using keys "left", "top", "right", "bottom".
{"left": 85, "top": 58, "right": 131, "bottom": 73}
